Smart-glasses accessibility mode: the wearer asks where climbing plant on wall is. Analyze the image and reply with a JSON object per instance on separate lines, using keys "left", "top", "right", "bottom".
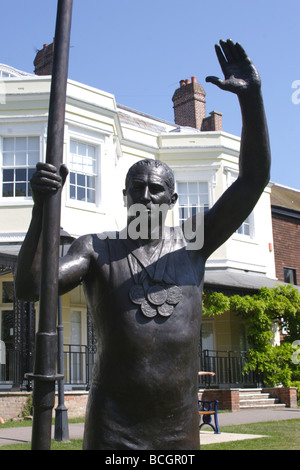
{"left": 202, "top": 285, "right": 300, "bottom": 388}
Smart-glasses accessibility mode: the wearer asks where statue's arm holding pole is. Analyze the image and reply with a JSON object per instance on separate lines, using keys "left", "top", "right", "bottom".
{"left": 202, "top": 40, "right": 271, "bottom": 259}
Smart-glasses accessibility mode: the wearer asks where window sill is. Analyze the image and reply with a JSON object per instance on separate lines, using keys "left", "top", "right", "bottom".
{"left": 65, "top": 199, "right": 105, "bottom": 214}
{"left": 0, "top": 198, "right": 34, "bottom": 207}
{"left": 231, "top": 233, "right": 258, "bottom": 245}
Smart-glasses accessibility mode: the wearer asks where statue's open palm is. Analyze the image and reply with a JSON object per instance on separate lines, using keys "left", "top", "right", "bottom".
{"left": 206, "top": 39, "right": 261, "bottom": 96}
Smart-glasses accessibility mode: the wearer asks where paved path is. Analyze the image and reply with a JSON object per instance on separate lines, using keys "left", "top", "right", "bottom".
{"left": 217, "top": 407, "right": 300, "bottom": 426}
{"left": 0, "top": 408, "right": 299, "bottom": 448}
{"left": 201, "top": 407, "right": 300, "bottom": 445}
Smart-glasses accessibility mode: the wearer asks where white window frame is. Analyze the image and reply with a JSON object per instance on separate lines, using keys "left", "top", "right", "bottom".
{"left": 177, "top": 181, "right": 209, "bottom": 224}
{"left": 66, "top": 131, "right": 104, "bottom": 211}
{"left": 0, "top": 135, "right": 41, "bottom": 203}
{"left": 226, "top": 168, "right": 255, "bottom": 239}
{"left": 173, "top": 167, "right": 215, "bottom": 226}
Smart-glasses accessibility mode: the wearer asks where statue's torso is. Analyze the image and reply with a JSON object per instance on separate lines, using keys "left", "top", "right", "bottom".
{"left": 82, "top": 230, "right": 205, "bottom": 450}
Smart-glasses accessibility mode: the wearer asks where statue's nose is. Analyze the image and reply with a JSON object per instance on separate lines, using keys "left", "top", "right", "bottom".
{"left": 141, "top": 185, "right": 151, "bottom": 202}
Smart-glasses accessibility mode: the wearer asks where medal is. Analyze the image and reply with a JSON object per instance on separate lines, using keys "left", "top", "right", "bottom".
{"left": 147, "top": 285, "right": 167, "bottom": 306}
{"left": 166, "top": 285, "right": 182, "bottom": 305}
{"left": 157, "top": 303, "right": 174, "bottom": 317}
{"left": 126, "top": 234, "right": 182, "bottom": 319}
{"left": 129, "top": 285, "right": 145, "bottom": 305}
{"left": 141, "top": 300, "right": 157, "bottom": 318}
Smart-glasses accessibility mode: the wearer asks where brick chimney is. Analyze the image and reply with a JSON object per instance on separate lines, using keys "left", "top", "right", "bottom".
{"left": 34, "top": 42, "right": 54, "bottom": 76}
{"left": 172, "top": 76, "right": 222, "bottom": 131}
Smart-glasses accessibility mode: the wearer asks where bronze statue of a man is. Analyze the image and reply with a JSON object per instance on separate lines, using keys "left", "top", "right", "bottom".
{"left": 15, "top": 40, "right": 271, "bottom": 450}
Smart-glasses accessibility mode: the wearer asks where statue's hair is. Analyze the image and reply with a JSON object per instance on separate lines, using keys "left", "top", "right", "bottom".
{"left": 125, "top": 159, "right": 175, "bottom": 193}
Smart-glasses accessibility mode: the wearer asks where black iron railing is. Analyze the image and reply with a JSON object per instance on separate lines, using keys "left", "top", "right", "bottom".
{"left": 0, "top": 344, "right": 95, "bottom": 390}
{"left": 1, "top": 347, "right": 262, "bottom": 390}
{"left": 199, "top": 349, "right": 260, "bottom": 388}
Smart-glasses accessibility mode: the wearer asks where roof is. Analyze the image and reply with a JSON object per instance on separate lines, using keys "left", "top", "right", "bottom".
{"left": 117, "top": 104, "right": 178, "bottom": 134}
{"left": 270, "top": 183, "right": 300, "bottom": 212}
{"left": 204, "top": 268, "right": 299, "bottom": 293}
{"left": 0, "top": 63, "right": 34, "bottom": 78}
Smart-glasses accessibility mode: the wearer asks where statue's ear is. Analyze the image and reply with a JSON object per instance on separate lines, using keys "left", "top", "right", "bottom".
{"left": 169, "top": 192, "right": 178, "bottom": 208}
{"left": 122, "top": 189, "right": 127, "bottom": 207}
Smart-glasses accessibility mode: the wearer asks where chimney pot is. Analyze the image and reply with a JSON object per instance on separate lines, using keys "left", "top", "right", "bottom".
{"left": 34, "top": 42, "right": 54, "bottom": 76}
{"left": 191, "top": 76, "right": 197, "bottom": 83}
{"left": 172, "top": 77, "right": 207, "bottom": 130}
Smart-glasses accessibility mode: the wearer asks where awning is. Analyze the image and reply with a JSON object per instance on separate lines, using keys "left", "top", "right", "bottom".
{"left": 0, "top": 244, "right": 21, "bottom": 272}
{"left": 204, "top": 269, "right": 298, "bottom": 294}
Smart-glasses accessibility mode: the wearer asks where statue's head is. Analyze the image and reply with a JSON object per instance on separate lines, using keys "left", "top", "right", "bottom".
{"left": 124, "top": 159, "right": 175, "bottom": 194}
{"left": 123, "top": 159, "right": 178, "bottom": 236}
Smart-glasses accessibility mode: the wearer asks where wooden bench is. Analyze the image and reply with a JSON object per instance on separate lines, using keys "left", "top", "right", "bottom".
{"left": 198, "top": 399, "right": 221, "bottom": 434}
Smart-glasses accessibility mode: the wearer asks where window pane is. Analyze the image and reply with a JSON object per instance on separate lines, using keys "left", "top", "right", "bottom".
{"left": 77, "top": 174, "right": 85, "bottom": 187}
{"left": 188, "top": 182, "right": 197, "bottom": 194}
{"left": 3, "top": 138, "right": 14, "bottom": 151}
{"left": 86, "top": 175, "right": 95, "bottom": 188}
{"left": 3, "top": 153, "right": 14, "bottom": 166}
{"left": 15, "top": 183, "right": 26, "bottom": 196}
{"left": 70, "top": 172, "right": 76, "bottom": 184}
{"left": 88, "top": 145, "right": 95, "bottom": 158}
{"left": 15, "top": 137, "right": 26, "bottom": 151}
{"left": 3, "top": 169, "right": 14, "bottom": 182}
{"left": 28, "top": 136, "right": 39, "bottom": 151}
{"left": 177, "top": 182, "right": 187, "bottom": 194}
{"left": 16, "top": 169, "right": 26, "bottom": 181}
{"left": 70, "top": 140, "right": 77, "bottom": 154}
{"left": 77, "top": 186, "right": 85, "bottom": 201}
{"left": 3, "top": 183, "right": 14, "bottom": 197}
{"left": 28, "top": 152, "right": 39, "bottom": 166}
{"left": 189, "top": 195, "right": 198, "bottom": 206}
{"left": 85, "top": 157, "right": 95, "bottom": 172}
{"left": 15, "top": 152, "right": 27, "bottom": 166}
{"left": 78, "top": 143, "right": 86, "bottom": 156}
{"left": 284, "top": 268, "right": 296, "bottom": 284}
{"left": 200, "top": 194, "right": 209, "bottom": 206}
{"left": 87, "top": 188, "right": 95, "bottom": 203}
{"left": 28, "top": 168, "right": 36, "bottom": 181}
{"left": 70, "top": 185, "right": 76, "bottom": 199}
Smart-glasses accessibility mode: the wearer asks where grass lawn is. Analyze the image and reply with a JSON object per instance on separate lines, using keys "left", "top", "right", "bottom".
{"left": 201, "top": 419, "right": 300, "bottom": 450}
{"left": 1, "top": 418, "right": 300, "bottom": 450}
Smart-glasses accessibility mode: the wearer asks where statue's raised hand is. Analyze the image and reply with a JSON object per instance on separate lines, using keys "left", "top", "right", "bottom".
{"left": 206, "top": 39, "right": 261, "bottom": 96}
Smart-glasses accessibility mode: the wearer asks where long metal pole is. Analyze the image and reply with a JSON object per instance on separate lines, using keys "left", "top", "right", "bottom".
{"left": 28, "top": 0, "right": 73, "bottom": 450}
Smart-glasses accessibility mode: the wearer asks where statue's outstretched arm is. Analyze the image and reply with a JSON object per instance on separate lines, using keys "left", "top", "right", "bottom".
{"left": 202, "top": 40, "right": 271, "bottom": 258}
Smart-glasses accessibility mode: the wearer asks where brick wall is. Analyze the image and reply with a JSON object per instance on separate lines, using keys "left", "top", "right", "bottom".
{"left": 272, "top": 214, "right": 300, "bottom": 284}
{"left": 0, "top": 391, "right": 89, "bottom": 422}
{"left": 198, "top": 389, "right": 240, "bottom": 411}
{"left": 198, "top": 387, "right": 298, "bottom": 410}
{"left": 0, "top": 392, "right": 31, "bottom": 421}
{"left": 263, "top": 387, "right": 298, "bottom": 408}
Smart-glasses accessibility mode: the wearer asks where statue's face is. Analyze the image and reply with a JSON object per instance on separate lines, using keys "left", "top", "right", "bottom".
{"left": 123, "top": 164, "right": 178, "bottom": 228}
{"left": 124, "top": 164, "right": 176, "bottom": 209}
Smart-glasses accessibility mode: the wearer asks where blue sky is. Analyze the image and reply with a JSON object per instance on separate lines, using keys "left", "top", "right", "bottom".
{"left": 1, "top": 0, "right": 300, "bottom": 189}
